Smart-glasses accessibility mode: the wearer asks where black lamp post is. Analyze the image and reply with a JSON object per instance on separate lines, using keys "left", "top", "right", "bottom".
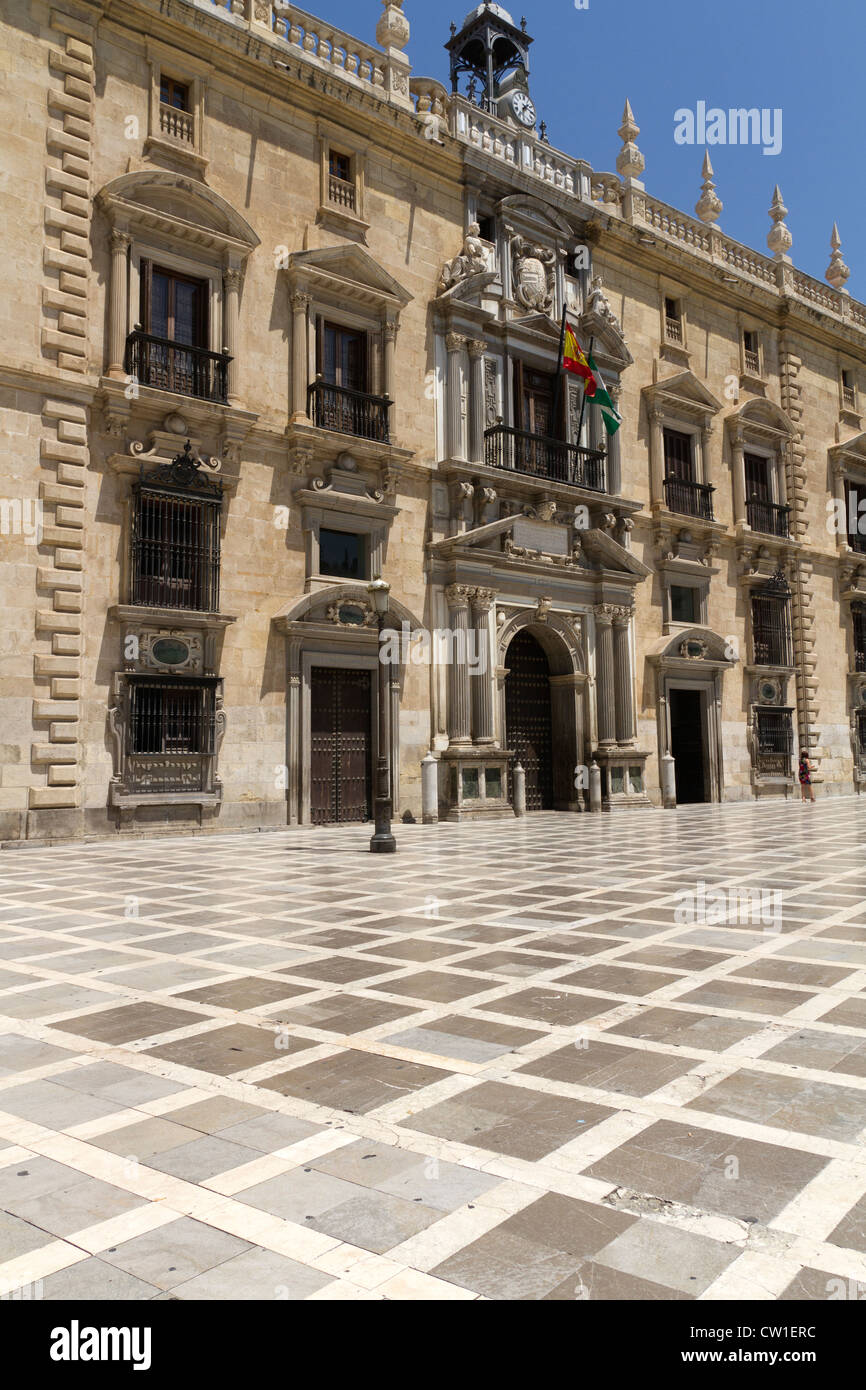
{"left": 368, "top": 578, "right": 396, "bottom": 854}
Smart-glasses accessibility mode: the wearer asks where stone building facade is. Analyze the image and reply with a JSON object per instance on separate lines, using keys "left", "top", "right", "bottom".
{"left": 2, "top": 0, "right": 866, "bottom": 843}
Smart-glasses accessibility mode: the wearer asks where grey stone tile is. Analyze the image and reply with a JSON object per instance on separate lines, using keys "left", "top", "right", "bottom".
{"left": 101, "top": 1217, "right": 252, "bottom": 1290}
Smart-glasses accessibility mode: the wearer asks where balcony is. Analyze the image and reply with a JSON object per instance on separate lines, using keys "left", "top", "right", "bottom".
{"left": 744, "top": 349, "right": 761, "bottom": 376}
{"left": 484, "top": 424, "right": 606, "bottom": 491}
{"left": 328, "top": 174, "right": 356, "bottom": 210}
{"left": 663, "top": 474, "right": 715, "bottom": 520}
{"left": 747, "top": 495, "right": 790, "bottom": 538}
{"left": 125, "top": 330, "right": 230, "bottom": 405}
{"left": 307, "top": 379, "right": 391, "bottom": 443}
{"left": 158, "top": 102, "right": 194, "bottom": 145}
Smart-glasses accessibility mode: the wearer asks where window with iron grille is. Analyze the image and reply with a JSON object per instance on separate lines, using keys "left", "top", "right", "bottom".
{"left": 847, "top": 481, "right": 866, "bottom": 554}
{"left": 127, "top": 679, "right": 216, "bottom": 794}
{"left": 857, "top": 710, "right": 866, "bottom": 758}
{"left": 751, "top": 590, "right": 792, "bottom": 666}
{"left": 131, "top": 485, "right": 221, "bottom": 612}
{"left": 853, "top": 604, "right": 866, "bottom": 672}
{"left": 755, "top": 707, "right": 793, "bottom": 774}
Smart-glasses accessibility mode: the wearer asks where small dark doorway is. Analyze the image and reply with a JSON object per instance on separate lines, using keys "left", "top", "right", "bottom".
{"left": 669, "top": 688, "right": 707, "bottom": 804}
{"left": 505, "top": 629, "right": 554, "bottom": 810}
{"left": 310, "top": 667, "right": 372, "bottom": 825}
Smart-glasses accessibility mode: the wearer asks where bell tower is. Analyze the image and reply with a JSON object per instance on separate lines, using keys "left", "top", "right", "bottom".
{"left": 446, "top": 4, "right": 537, "bottom": 131}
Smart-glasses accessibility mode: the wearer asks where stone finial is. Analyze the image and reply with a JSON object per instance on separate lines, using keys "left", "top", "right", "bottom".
{"left": 825, "top": 223, "right": 850, "bottom": 294}
{"left": 616, "top": 99, "right": 645, "bottom": 184}
{"left": 376, "top": 0, "right": 409, "bottom": 52}
{"left": 695, "top": 152, "right": 722, "bottom": 226}
{"left": 767, "top": 185, "right": 793, "bottom": 263}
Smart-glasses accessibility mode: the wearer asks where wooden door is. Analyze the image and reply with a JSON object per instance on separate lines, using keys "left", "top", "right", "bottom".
{"left": 310, "top": 668, "right": 372, "bottom": 825}
{"left": 505, "top": 630, "right": 554, "bottom": 811}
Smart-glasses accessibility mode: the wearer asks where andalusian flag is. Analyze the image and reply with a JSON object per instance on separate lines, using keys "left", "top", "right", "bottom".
{"left": 563, "top": 322, "right": 596, "bottom": 395}
{"left": 588, "top": 353, "right": 622, "bottom": 436}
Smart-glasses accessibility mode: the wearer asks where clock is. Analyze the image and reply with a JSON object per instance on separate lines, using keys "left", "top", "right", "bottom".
{"left": 510, "top": 91, "right": 536, "bottom": 128}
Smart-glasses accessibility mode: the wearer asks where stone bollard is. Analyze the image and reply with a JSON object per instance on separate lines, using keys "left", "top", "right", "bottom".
{"left": 513, "top": 762, "right": 527, "bottom": 818}
{"left": 421, "top": 752, "right": 438, "bottom": 824}
{"left": 589, "top": 760, "right": 602, "bottom": 813}
{"left": 661, "top": 752, "right": 677, "bottom": 809}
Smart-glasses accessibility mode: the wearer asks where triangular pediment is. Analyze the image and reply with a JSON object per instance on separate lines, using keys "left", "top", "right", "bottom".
{"left": 643, "top": 368, "right": 722, "bottom": 421}
{"left": 432, "top": 515, "right": 651, "bottom": 580}
{"left": 508, "top": 311, "right": 562, "bottom": 339}
{"left": 288, "top": 246, "right": 412, "bottom": 306}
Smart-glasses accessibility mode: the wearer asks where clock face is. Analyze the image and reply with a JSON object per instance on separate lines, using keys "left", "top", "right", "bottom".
{"left": 511, "top": 91, "right": 536, "bottom": 127}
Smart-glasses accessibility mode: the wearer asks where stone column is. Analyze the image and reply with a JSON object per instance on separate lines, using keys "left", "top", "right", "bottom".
{"left": 290, "top": 290, "right": 311, "bottom": 422}
{"left": 445, "top": 584, "right": 472, "bottom": 745}
{"left": 471, "top": 588, "right": 496, "bottom": 745}
{"left": 594, "top": 604, "right": 617, "bottom": 747}
{"left": 606, "top": 381, "right": 622, "bottom": 495}
{"left": 383, "top": 319, "right": 397, "bottom": 407}
{"left": 700, "top": 423, "right": 714, "bottom": 489}
{"left": 649, "top": 406, "right": 665, "bottom": 507}
{"left": 612, "top": 606, "right": 636, "bottom": 744}
{"left": 223, "top": 266, "right": 241, "bottom": 405}
{"left": 446, "top": 333, "right": 466, "bottom": 461}
{"left": 468, "top": 339, "right": 486, "bottom": 465}
{"left": 108, "top": 229, "right": 131, "bottom": 380}
{"left": 731, "top": 427, "right": 747, "bottom": 529}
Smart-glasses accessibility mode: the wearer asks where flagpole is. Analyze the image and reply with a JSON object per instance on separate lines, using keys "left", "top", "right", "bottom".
{"left": 575, "top": 334, "right": 595, "bottom": 453}
{"left": 551, "top": 305, "right": 568, "bottom": 439}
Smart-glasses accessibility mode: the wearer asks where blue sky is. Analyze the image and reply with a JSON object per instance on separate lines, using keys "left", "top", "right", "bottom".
{"left": 318, "top": 0, "right": 863, "bottom": 298}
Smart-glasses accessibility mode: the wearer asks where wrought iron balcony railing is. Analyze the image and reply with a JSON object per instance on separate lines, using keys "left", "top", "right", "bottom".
{"left": 484, "top": 424, "right": 606, "bottom": 491}
{"left": 308, "top": 378, "right": 391, "bottom": 442}
{"left": 124, "top": 330, "right": 230, "bottom": 404}
{"left": 747, "top": 495, "right": 790, "bottom": 538}
{"left": 664, "top": 473, "right": 715, "bottom": 520}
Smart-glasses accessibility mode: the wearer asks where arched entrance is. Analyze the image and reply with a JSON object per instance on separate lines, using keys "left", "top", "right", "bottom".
{"left": 505, "top": 629, "right": 554, "bottom": 810}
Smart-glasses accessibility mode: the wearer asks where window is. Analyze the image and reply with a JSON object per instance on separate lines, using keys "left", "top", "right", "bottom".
{"left": 131, "top": 486, "right": 221, "bottom": 612}
{"left": 160, "top": 76, "right": 190, "bottom": 111}
{"left": 158, "top": 77, "right": 193, "bottom": 144}
{"left": 751, "top": 591, "right": 793, "bottom": 667}
{"left": 143, "top": 264, "right": 207, "bottom": 346}
{"left": 755, "top": 707, "right": 793, "bottom": 776}
{"left": 311, "top": 322, "right": 389, "bottom": 441}
{"left": 477, "top": 215, "right": 496, "bottom": 243}
{"left": 319, "top": 529, "right": 365, "bottom": 580}
{"left": 842, "top": 369, "right": 856, "bottom": 412}
{"left": 853, "top": 604, "right": 866, "bottom": 673}
{"left": 319, "top": 322, "right": 367, "bottom": 391}
{"left": 670, "top": 585, "right": 698, "bottom": 624}
{"left": 847, "top": 481, "right": 866, "bottom": 554}
{"left": 663, "top": 427, "right": 713, "bottom": 519}
{"left": 664, "top": 297, "right": 683, "bottom": 343}
{"left": 328, "top": 150, "right": 355, "bottom": 210}
{"left": 126, "top": 262, "right": 228, "bottom": 403}
{"left": 664, "top": 428, "right": 694, "bottom": 481}
{"left": 857, "top": 710, "right": 866, "bottom": 758}
{"left": 127, "top": 679, "right": 215, "bottom": 793}
{"left": 743, "top": 329, "right": 760, "bottom": 376}
{"left": 744, "top": 452, "right": 786, "bottom": 536}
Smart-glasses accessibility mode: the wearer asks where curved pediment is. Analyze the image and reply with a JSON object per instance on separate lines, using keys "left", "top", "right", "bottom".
{"left": 647, "top": 626, "right": 737, "bottom": 667}
{"left": 726, "top": 396, "right": 796, "bottom": 439}
{"left": 273, "top": 585, "right": 423, "bottom": 632}
{"left": 495, "top": 194, "right": 576, "bottom": 239}
{"left": 97, "top": 171, "right": 260, "bottom": 255}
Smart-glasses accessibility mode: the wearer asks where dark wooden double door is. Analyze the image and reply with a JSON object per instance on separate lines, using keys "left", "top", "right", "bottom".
{"left": 310, "top": 667, "right": 372, "bottom": 825}
{"left": 505, "top": 630, "right": 554, "bottom": 811}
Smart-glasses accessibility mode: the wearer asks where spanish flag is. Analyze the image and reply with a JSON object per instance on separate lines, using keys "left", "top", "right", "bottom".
{"left": 563, "top": 322, "right": 596, "bottom": 395}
